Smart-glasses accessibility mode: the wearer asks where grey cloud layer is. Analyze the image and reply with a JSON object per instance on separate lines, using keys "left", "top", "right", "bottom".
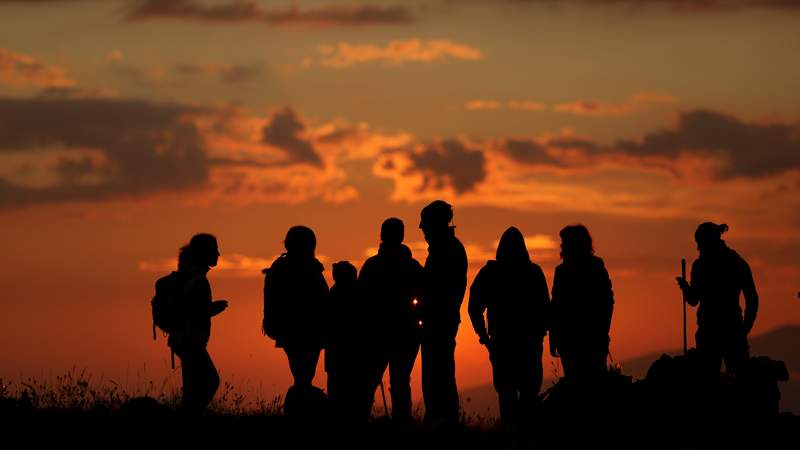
{"left": 0, "top": 98, "right": 209, "bottom": 208}
{"left": 125, "top": 0, "right": 414, "bottom": 26}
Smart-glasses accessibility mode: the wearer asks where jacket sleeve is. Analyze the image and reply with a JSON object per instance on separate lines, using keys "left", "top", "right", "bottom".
{"left": 262, "top": 269, "right": 279, "bottom": 339}
{"left": 468, "top": 268, "right": 490, "bottom": 342}
{"left": 599, "top": 263, "right": 614, "bottom": 336}
{"left": 740, "top": 258, "right": 758, "bottom": 334}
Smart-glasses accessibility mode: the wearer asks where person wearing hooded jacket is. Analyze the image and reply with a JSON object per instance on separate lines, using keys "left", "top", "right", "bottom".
{"left": 468, "top": 227, "right": 550, "bottom": 425}
{"left": 263, "top": 226, "right": 329, "bottom": 390}
{"left": 549, "top": 224, "right": 614, "bottom": 382}
{"left": 676, "top": 222, "right": 758, "bottom": 377}
{"left": 359, "top": 218, "right": 424, "bottom": 424}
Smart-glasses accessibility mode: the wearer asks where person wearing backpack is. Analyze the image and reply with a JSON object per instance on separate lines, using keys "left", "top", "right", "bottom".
{"left": 152, "top": 233, "right": 228, "bottom": 415}
{"left": 468, "top": 227, "right": 550, "bottom": 426}
{"left": 262, "top": 226, "right": 329, "bottom": 398}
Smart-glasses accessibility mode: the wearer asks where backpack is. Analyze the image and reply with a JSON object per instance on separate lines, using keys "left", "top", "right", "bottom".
{"left": 150, "top": 271, "right": 186, "bottom": 367}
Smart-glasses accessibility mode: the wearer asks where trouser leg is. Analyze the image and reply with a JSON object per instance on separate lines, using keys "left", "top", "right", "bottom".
{"left": 421, "top": 334, "right": 459, "bottom": 423}
{"left": 388, "top": 336, "right": 420, "bottom": 422}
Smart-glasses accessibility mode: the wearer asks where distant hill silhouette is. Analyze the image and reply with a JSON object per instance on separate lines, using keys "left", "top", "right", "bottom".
{"left": 461, "top": 325, "right": 800, "bottom": 417}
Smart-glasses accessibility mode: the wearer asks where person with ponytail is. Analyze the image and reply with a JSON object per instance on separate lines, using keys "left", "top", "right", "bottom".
{"left": 171, "top": 233, "right": 228, "bottom": 415}
{"left": 676, "top": 222, "right": 759, "bottom": 377}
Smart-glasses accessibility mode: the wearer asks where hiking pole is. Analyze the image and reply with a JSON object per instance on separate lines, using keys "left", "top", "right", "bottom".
{"left": 379, "top": 377, "right": 390, "bottom": 419}
{"left": 682, "top": 258, "right": 687, "bottom": 357}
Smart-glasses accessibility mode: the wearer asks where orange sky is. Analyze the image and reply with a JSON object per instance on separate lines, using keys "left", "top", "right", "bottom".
{"left": 1, "top": 0, "right": 799, "bottom": 404}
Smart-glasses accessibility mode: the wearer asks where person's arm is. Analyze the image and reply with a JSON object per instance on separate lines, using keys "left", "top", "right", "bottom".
{"left": 677, "top": 261, "right": 701, "bottom": 307}
{"left": 468, "top": 269, "right": 490, "bottom": 344}
{"left": 549, "top": 267, "right": 562, "bottom": 358}
{"left": 741, "top": 259, "right": 759, "bottom": 335}
{"left": 601, "top": 264, "right": 614, "bottom": 336}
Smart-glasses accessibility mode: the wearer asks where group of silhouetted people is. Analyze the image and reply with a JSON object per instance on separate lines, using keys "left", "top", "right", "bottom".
{"left": 153, "top": 200, "right": 759, "bottom": 426}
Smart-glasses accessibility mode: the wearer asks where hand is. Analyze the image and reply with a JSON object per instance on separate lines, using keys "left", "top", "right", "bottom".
{"left": 675, "top": 277, "right": 689, "bottom": 291}
{"left": 211, "top": 300, "right": 229, "bottom": 316}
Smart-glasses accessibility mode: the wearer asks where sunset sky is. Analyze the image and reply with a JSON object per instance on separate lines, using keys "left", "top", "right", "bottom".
{"left": 1, "top": 0, "right": 799, "bottom": 405}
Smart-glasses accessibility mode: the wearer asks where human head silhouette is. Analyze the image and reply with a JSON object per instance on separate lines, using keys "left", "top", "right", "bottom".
{"left": 186, "top": 233, "right": 219, "bottom": 268}
{"left": 559, "top": 224, "right": 593, "bottom": 261}
{"left": 284, "top": 225, "right": 316, "bottom": 258}
{"left": 332, "top": 261, "right": 357, "bottom": 286}
{"left": 381, "top": 217, "right": 405, "bottom": 245}
{"left": 694, "top": 222, "right": 728, "bottom": 256}
{"left": 419, "top": 200, "right": 453, "bottom": 243}
{"left": 496, "top": 226, "right": 530, "bottom": 263}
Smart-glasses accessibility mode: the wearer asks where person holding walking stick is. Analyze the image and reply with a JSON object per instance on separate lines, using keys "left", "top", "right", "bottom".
{"left": 675, "top": 222, "right": 759, "bottom": 378}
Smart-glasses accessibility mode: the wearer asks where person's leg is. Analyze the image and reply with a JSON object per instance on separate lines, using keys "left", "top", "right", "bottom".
{"left": 201, "top": 349, "right": 220, "bottom": 409}
{"left": 517, "top": 340, "right": 544, "bottom": 422}
{"left": 285, "top": 346, "right": 321, "bottom": 387}
{"left": 388, "top": 336, "right": 420, "bottom": 423}
{"left": 492, "top": 343, "right": 517, "bottom": 425}
{"left": 438, "top": 335, "right": 460, "bottom": 423}
{"left": 722, "top": 328, "right": 750, "bottom": 376}
{"left": 696, "top": 329, "right": 723, "bottom": 380}
{"left": 178, "top": 348, "right": 216, "bottom": 414}
{"left": 420, "top": 336, "right": 437, "bottom": 421}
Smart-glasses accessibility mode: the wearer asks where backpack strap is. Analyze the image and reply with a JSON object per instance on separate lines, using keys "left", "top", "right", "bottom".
{"left": 171, "top": 348, "right": 175, "bottom": 370}
{"left": 152, "top": 320, "right": 156, "bottom": 340}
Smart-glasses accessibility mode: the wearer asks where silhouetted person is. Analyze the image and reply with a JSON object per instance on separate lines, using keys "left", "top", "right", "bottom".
{"left": 676, "top": 222, "right": 758, "bottom": 377}
{"left": 359, "top": 218, "right": 424, "bottom": 424}
{"left": 170, "top": 233, "right": 228, "bottom": 414}
{"left": 469, "top": 227, "right": 550, "bottom": 425}
{"left": 550, "top": 225, "right": 614, "bottom": 382}
{"left": 418, "top": 200, "right": 468, "bottom": 424}
{"left": 325, "top": 260, "right": 373, "bottom": 422}
{"left": 263, "top": 226, "right": 328, "bottom": 392}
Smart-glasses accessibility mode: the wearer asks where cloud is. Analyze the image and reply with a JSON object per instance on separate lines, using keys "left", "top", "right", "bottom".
{"left": 485, "top": 0, "right": 800, "bottom": 11}
{"left": 261, "top": 107, "right": 323, "bottom": 167}
{"left": 615, "top": 109, "right": 800, "bottom": 179}
{"left": 553, "top": 92, "right": 677, "bottom": 117}
{"left": 139, "top": 253, "right": 276, "bottom": 277}
{"left": 0, "top": 48, "right": 75, "bottom": 89}
{"left": 464, "top": 99, "right": 546, "bottom": 112}
{"left": 0, "top": 97, "right": 209, "bottom": 208}
{"left": 373, "top": 108, "right": 800, "bottom": 220}
{"left": 175, "top": 62, "right": 261, "bottom": 84}
{"left": 318, "top": 39, "right": 483, "bottom": 68}
{"left": 375, "top": 139, "right": 487, "bottom": 196}
{"left": 0, "top": 99, "right": 389, "bottom": 209}
{"left": 125, "top": 0, "right": 413, "bottom": 27}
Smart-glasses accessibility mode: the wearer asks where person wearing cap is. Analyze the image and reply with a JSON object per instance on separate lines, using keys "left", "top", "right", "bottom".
{"left": 676, "top": 222, "right": 759, "bottom": 377}
{"left": 359, "top": 218, "right": 424, "bottom": 424}
{"left": 418, "top": 200, "right": 468, "bottom": 424}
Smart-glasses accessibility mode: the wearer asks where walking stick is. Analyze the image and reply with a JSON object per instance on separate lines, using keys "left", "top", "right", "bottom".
{"left": 682, "top": 258, "right": 687, "bottom": 357}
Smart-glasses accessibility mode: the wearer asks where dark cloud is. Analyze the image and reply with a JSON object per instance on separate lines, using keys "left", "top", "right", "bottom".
{"left": 261, "top": 107, "right": 323, "bottom": 167}
{"left": 497, "top": 110, "right": 800, "bottom": 179}
{"left": 615, "top": 109, "right": 800, "bottom": 178}
{"left": 501, "top": 138, "right": 564, "bottom": 166}
{"left": 405, "top": 139, "right": 486, "bottom": 193}
{"left": 493, "top": 0, "right": 800, "bottom": 10}
{"left": 125, "top": 0, "right": 414, "bottom": 27}
{"left": 0, "top": 97, "right": 209, "bottom": 208}
{"left": 174, "top": 63, "right": 261, "bottom": 84}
